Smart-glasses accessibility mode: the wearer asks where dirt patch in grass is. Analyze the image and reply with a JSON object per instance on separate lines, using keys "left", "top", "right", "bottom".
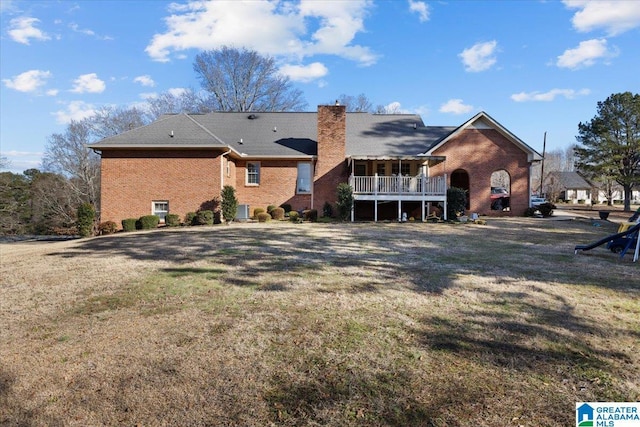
{"left": 1, "top": 219, "right": 638, "bottom": 426}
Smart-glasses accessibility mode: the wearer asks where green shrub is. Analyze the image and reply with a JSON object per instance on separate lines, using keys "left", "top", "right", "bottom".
{"left": 122, "top": 218, "right": 137, "bottom": 232}
{"left": 165, "top": 213, "right": 180, "bottom": 227}
{"left": 257, "top": 212, "right": 271, "bottom": 222}
{"left": 447, "top": 187, "right": 467, "bottom": 220}
{"left": 323, "top": 201, "right": 334, "bottom": 218}
{"left": 98, "top": 221, "right": 118, "bottom": 235}
{"left": 271, "top": 207, "right": 285, "bottom": 220}
{"left": 193, "top": 210, "right": 214, "bottom": 225}
{"left": 77, "top": 203, "right": 96, "bottom": 237}
{"left": 221, "top": 185, "right": 238, "bottom": 223}
{"left": 289, "top": 211, "right": 300, "bottom": 222}
{"left": 578, "top": 199, "right": 586, "bottom": 204}
{"left": 336, "top": 183, "right": 354, "bottom": 221}
{"left": 184, "top": 212, "right": 197, "bottom": 226}
{"left": 537, "top": 202, "right": 556, "bottom": 218}
{"left": 523, "top": 207, "right": 537, "bottom": 217}
{"left": 253, "top": 207, "right": 265, "bottom": 219}
{"left": 303, "top": 209, "right": 318, "bottom": 222}
{"left": 267, "top": 205, "right": 277, "bottom": 214}
{"left": 280, "top": 204, "right": 292, "bottom": 213}
{"left": 137, "top": 215, "right": 160, "bottom": 230}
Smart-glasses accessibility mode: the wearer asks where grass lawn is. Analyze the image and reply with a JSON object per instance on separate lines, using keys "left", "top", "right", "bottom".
{"left": 1, "top": 216, "right": 638, "bottom": 426}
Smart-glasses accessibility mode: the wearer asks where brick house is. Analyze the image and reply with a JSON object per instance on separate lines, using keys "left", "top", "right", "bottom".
{"left": 89, "top": 105, "right": 541, "bottom": 224}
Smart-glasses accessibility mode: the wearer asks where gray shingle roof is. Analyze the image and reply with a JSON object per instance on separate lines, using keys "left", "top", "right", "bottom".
{"left": 89, "top": 111, "right": 462, "bottom": 158}
{"left": 548, "top": 171, "right": 592, "bottom": 189}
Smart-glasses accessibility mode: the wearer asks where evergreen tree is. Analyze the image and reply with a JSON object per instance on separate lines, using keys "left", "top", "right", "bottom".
{"left": 574, "top": 92, "right": 640, "bottom": 211}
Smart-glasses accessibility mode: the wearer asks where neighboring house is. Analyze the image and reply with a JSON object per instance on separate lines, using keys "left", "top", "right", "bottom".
{"left": 89, "top": 105, "right": 542, "bottom": 224}
{"left": 544, "top": 171, "right": 592, "bottom": 204}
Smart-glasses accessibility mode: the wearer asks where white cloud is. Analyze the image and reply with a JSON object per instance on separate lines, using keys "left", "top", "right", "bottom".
{"left": 439, "top": 99, "right": 474, "bottom": 114}
{"left": 68, "top": 22, "right": 113, "bottom": 40}
{"left": 279, "top": 62, "right": 328, "bottom": 82}
{"left": 510, "top": 88, "right": 591, "bottom": 102}
{"left": 556, "top": 38, "right": 616, "bottom": 69}
{"left": 459, "top": 40, "right": 498, "bottom": 72}
{"left": 53, "top": 100, "right": 97, "bottom": 124}
{"left": 8, "top": 17, "right": 50, "bottom": 44}
{"left": 145, "top": 0, "right": 378, "bottom": 68}
{"left": 408, "top": 0, "right": 429, "bottom": 22}
{"left": 134, "top": 75, "right": 156, "bottom": 87}
{"left": 167, "top": 87, "right": 188, "bottom": 97}
{"left": 564, "top": 0, "right": 640, "bottom": 36}
{"left": 139, "top": 92, "right": 158, "bottom": 100}
{"left": 2, "top": 69, "right": 52, "bottom": 93}
{"left": 71, "top": 73, "right": 106, "bottom": 93}
{"left": 46, "top": 89, "right": 59, "bottom": 96}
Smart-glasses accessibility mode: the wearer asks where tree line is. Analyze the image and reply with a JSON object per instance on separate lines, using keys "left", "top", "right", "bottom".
{"left": 1, "top": 47, "right": 638, "bottom": 235}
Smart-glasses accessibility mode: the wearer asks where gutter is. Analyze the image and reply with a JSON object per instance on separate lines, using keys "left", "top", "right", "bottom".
{"left": 221, "top": 147, "right": 232, "bottom": 190}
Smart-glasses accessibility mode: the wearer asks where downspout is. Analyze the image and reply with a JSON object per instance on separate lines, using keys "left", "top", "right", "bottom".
{"left": 221, "top": 147, "right": 232, "bottom": 190}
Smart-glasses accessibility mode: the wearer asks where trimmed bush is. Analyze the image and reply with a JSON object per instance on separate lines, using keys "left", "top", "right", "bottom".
{"left": 137, "top": 215, "right": 160, "bottom": 230}
{"left": 193, "top": 210, "right": 214, "bottom": 225}
{"left": 122, "top": 218, "right": 137, "bottom": 232}
{"left": 267, "top": 205, "right": 277, "bottom": 214}
{"left": 253, "top": 207, "right": 265, "bottom": 219}
{"left": 98, "top": 221, "right": 118, "bottom": 235}
{"left": 289, "top": 211, "right": 300, "bottom": 222}
{"left": 537, "top": 202, "right": 556, "bottom": 218}
{"left": 524, "top": 207, "right": 537, "bottom": 217}
{"left": 77, "top": 203, "right": 96, "bottom": 237}
{"left": 271, "top": 207, "right": 285, "bottom": 220}
{"left": 257, "top": 212, "right": 272, "bottom": 222}
{"left": 303, "top": 209, "right": 318, "bottom": 222}
{"left": 447, "top": 187, "right": 467, "bottom": 220}
{"left": 336, "top": 183, "right": 354, "bottom": 221}
{"left": 221, "top": 185, "right": 238, "bottom": 223}
{"left": 184, "top": 212, "right": 197, "bottom": 226}
{"left": 165, "top": 213, "right": 180, "bottom": 227}
{"left": 323, "top": 201, "right": 334, "bottom": 218}
{"left": 280, "top": 204, "right": 292, "bottom": 213}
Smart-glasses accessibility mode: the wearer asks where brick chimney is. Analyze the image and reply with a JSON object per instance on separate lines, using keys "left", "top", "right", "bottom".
{"left": 314, "top": 104, "right": 347, "bottom": 213}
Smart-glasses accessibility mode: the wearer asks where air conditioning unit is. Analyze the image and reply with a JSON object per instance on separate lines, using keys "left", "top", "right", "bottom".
{"left": 236, "top": 204, "right": 250, "bottom": 221}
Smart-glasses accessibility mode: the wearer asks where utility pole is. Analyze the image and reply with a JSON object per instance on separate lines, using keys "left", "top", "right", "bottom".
{"left": 539, "top": 131, "right": 546, "bottom": 196}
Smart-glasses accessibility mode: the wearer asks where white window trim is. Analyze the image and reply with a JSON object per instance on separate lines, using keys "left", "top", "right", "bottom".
{"left": 152, "top": 201, "right": 169, "bottom": 223}
{"left": 246, "top": 161, "right": 260, "bottom": 186}
{"left": 297, "top": 162, "right": 313, "bottom": 194}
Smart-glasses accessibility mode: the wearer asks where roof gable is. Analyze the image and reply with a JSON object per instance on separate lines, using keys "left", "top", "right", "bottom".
{"left": 421, "top": 111, "right": 542, "bottom": 162}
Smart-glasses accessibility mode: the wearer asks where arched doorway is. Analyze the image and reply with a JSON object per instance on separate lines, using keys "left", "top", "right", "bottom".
{"left": 490, "top": 170, "right": 511, "bottom": 211}
{"left": 451, "top": 169, "right": 470, "bottom": 210}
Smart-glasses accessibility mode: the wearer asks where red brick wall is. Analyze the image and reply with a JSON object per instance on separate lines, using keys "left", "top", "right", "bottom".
{"left": 430, "top": 129, "right": 531, "bottom": 216}
{"left": 315, "top": 105, "right": 347, "bottom": 213}
{"left": 234, "top": 159, "right": 312, "bottom": 215}
{"left": 100, "top": 149, "right": 222, "bottom": 224}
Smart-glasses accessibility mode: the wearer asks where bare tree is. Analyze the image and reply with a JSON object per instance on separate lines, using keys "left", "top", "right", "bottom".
{"left": 89, "top": 106, "right": 148, "bottom": 139}
{"left": 43, "top": 120, "right": 99, "bottom": 206}
{"left": 193, "top": 46, "right": 307, "bottom": 112}
{"left": 146, "top": 88, "right": 213, "bottom": 120}
{"left": 332, "top": 94, "right": 374, "bottom": 112}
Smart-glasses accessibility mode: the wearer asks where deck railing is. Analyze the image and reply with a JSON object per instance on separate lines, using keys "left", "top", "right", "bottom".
{"left": 349, "top": 174, "right": 447, "bottom": 196}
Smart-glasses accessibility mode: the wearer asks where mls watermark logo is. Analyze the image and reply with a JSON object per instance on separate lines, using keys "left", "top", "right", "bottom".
{"left": 576, "top": 402, "right": 640, "bottom": 427}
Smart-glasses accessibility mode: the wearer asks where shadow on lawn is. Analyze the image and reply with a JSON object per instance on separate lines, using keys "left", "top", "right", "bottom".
{"left": 46, "top": 222, "right": 639, "bottom": 295}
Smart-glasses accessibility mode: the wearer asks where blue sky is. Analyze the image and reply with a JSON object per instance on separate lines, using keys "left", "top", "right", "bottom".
{"left": 1, "top": 0, "right": 639, "bottom": 174}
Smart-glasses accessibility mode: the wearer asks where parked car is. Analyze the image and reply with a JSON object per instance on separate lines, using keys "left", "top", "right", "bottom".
{"left": 491, "top": 187, "right": 510, "bottom": 210}
{"left": 490, "top": 187, "right": 509, "bottom": 199}
{"left": 530, "top": 197, "right": 547, "bottom": 207}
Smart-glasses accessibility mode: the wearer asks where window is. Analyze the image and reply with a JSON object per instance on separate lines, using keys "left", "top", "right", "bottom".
{"left": 376, "top": 163, "right": 386, "bottom": 176}
{"left": 153, "top": 201, "right": 168, "bottom": 223}
{"left": 354, "top": 163, "right": 366, "bottom": 176}
{"left": 297, "top": 162, "right": 312, "bottom": 194}
{"left": 246, "top": 162, "right": 260, "bottom": 185}
{"left": 391, "top": 163, "right": 411, "bottom": 176}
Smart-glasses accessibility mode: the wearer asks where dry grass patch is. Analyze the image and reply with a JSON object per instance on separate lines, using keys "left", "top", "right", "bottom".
{"left": 1, "top": 219, "right": 638, "bottom": 426}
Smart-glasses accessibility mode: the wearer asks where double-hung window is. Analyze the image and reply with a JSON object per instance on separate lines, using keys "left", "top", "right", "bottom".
{"left": 153, "top": 201, "right": 169, "bottom": 223}
{"left": 297, "top": 162, "right": 312, "bottom": 194}
{"left": 246, "top": 162, "right": 260, "bottom": 185}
